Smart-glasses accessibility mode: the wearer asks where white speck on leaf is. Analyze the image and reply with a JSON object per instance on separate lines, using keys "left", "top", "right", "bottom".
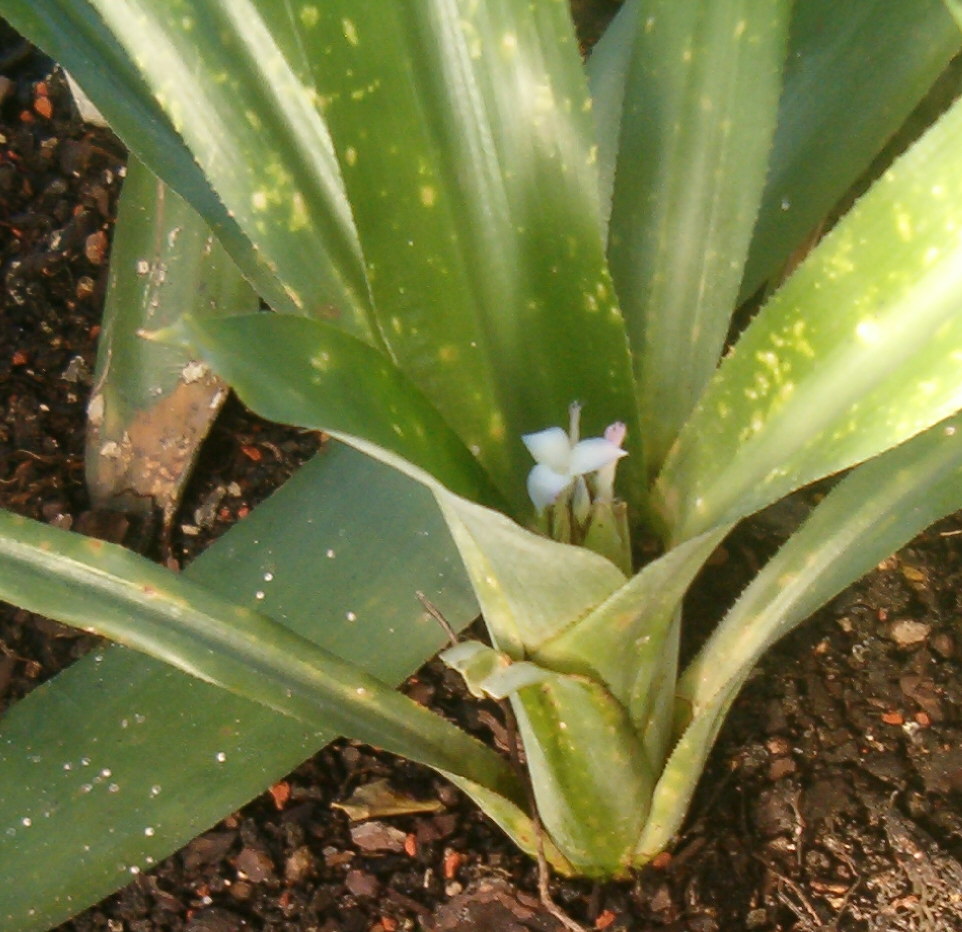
{"left": 181, "top": 361, "right": 208, "bottom": 383}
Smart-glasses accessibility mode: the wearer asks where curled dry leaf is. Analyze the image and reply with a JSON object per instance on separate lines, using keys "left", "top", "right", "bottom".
{"left": 332, "top": 777, "right": 445, "bottom": 821}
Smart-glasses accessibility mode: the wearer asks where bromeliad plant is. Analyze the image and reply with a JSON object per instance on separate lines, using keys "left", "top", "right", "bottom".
{"left": 3, "top": 0, "right": 962, "bottom": 924}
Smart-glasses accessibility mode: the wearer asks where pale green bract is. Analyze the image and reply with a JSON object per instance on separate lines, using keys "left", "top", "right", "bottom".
{"left": 1, "top": 2, "right": 962, "bottom": 925}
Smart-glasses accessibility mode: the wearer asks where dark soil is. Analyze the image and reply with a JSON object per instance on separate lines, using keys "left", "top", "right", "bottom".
{"left": 4, "top": 12, "right": 962, "bottom": 932}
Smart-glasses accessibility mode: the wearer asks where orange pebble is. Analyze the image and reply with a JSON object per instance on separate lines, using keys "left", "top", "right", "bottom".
{"left": 442, "top": 849, "right": 462, "bottom": 879}
{"left": 650, "top": 851, "right": 672, "bottom": 869}
{"left": 268, "top": 781, "right": 290, "bottom": 810}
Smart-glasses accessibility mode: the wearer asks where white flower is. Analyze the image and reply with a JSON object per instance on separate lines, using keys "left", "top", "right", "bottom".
{"left": 522, "top": 404, "right": 627, "bottom": 512}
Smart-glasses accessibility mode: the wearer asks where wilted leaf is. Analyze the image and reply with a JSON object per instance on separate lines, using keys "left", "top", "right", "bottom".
{"left": 333, "top": 778, "right": 444, "bottom": 821}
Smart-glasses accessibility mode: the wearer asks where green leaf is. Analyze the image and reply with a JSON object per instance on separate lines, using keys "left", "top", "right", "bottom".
{"left": 295, "top": 1, "right": 643, "bottom": 509}
{"left": 320, "top": 432, "right": 666, "bottom": 872}
{"left": 86, "top": 155, "right": 258, "bottom": 521}
{"left": 0, "top": 509, "right": 523, "bottom": 806}
{"left": 161, "top": 313, "right": 505, "bottom": 511}
{"left": 164, "top": 312, "right": 636, "bottom": 629}
{"left": 591, "top": 3, "right": 962, "bottom": 310}
{"left": 945, "top": 0, "right": 962, "bottom": 31}
{"left": 0, "top": 445, "right": 482, "bottom": 931}
{"left": 742, "top": 0, "right": 962, "bottom": 299}
{"left": 532, "top": 530, "right": 724, "bottom": 746}
{"left": 605, "top": 0, "right": 791, "bottom": 475}
{"left": 13, "top": 0, "right": 645, "bottom": 512}
{"left": 437, "top": 496, "right": 625, "bottom": 658}
{"left": 443, "top": 641, "right": 652, "bottom": 876}
{"left": 637, "top": 414, "right": 962, "bottom": 862}
{"left": 511, "top": 671, "right": 651, "bottom": 876}
{"left": 321, "top": 431, "right": 628, "bottom": 659}
{"left": 656, "top": 92, "right": 962, "bottom": 544}
{"left": 102, "top": 0, "right": 377, "bottom": 331}
{"left": 679, "top": 429, "right": 962, "bottom": 715}
{"left": 586, "top": 0, "right": 641, "bottom": 236}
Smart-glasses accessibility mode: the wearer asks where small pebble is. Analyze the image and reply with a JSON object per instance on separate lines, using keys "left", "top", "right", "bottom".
{"left": 901, "top": 565, "right": 926, "bottom": 584}
{"left": 350, "top": 821, "right": 408, "bottom": 854}
{"left": 185, "top": 907, "right": 244, "bottom": 932}
{"left": 233, "top": 845, "right": 274, "bottom": 883}
{"left": 344, "top": 868, "right": 379, "bottom": 898}
{"left": 284, "top": 845, "right": 315, "bottom": 884}
{"left": 888, "top": 619, "right": 930, "bottom": 647}
{"left": 84, "top": 229, "right": 108, "bottom": 264}
{"left": 229, "top": 881, "right": 252, "bottom": 902}
{"left": 931, "top": 631, "right": 955, "bottom": 659}
{"left": 768, "top": 757, "right": 796, "bottom": 781}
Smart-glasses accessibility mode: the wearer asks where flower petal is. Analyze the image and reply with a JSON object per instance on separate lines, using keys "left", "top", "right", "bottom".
{"left": 568, "top": 437, "right": 628, "bottom": 476}
{"left": 604, "top": 421, "right": 627, "bottom": 448}
{"left": 526, "top": 463, "right": 572, "bottom": 512}
{"left": 522, "top": 426, "right": 572, "bottom": 472}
